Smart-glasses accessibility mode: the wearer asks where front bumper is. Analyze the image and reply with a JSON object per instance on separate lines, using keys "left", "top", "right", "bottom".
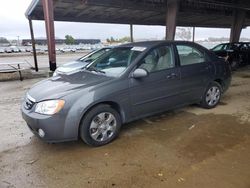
{"left": 21, "top": 103, "right": 76, "bottom": 143}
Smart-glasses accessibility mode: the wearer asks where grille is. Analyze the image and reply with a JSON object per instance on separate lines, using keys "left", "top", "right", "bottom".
{"left": 24, "top": 94, "right": 36, "bottom": 110}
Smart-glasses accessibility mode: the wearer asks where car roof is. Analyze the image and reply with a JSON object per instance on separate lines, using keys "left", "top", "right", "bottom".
{"left": 117, "top": 40, "right": 197, "bottom": 48}
{"left": 118, "top": 41, "right": 165, "bottom": 48}
{"left": 94, "top": 45, "right": 113, "bottom": 48}
{"left": 217, "top": 42, "right": 248, "bottom": 45}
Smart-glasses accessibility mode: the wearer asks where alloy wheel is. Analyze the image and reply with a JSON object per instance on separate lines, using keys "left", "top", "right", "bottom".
{"left": 205, "top": 86, "right": 221, "bottom": 106}
{"left": 89, "top": 112, "right": 117, "bottom": 142}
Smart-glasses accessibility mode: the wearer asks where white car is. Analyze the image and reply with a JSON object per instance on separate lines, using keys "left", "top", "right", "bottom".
{"left": 60, "top": 47, "right": 76, "bottom": 53}
{"left": 5, "top": 48, "right": 12, "bottom": 53}
{"left": 10, "top": 46, "right": 20, "bottom": 53}
{"left": 53, "top": 47, "right": 112, "bottom": 76}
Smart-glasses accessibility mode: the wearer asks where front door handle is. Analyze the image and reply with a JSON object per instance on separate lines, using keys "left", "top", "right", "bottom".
{"left": 205, "top": 65, "right": 211, "bottom": 70}
{"left": 166, "top": 73, "right": 177, "bottom": 79}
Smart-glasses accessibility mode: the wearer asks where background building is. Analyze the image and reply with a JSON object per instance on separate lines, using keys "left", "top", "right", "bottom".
{"left": 22, "top": 38, "right": 101, "bottom": 46}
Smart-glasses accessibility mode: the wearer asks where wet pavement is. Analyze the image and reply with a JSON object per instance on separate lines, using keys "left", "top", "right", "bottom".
{"left": 0, "top": 68, "right": 250, "bottom": 188}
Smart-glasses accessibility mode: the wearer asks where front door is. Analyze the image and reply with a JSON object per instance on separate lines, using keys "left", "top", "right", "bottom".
{"left": 129, "top": 45, "right": 181, "bottom": 118}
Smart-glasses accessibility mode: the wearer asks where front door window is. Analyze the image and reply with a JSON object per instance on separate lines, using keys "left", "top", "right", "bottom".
{"left": 139, "top": 46, "right": 175, "bottom": 72}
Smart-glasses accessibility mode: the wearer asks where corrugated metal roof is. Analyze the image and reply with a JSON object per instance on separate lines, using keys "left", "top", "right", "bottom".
{"left": 25, "top": 0, "right": 250, "bottom": 27}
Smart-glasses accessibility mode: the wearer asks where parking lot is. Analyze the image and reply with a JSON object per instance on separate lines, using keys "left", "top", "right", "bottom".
{"left": 0, "top": 66, "right": 250, "bottom": 188}
{"left": 0, "top": 52, "right": 86, "bottom": 67}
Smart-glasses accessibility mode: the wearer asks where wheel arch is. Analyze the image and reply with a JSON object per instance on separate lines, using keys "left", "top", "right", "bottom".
{"left": 213, "top": 78, "right": 224, "bottom": 91}
{"left": 77, "top": 101, "right": 126, "bottom": 138}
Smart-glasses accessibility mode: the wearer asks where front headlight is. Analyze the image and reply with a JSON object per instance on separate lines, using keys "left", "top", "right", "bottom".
{"left": 35, "top": 100, "right": 65, "bottom": 115}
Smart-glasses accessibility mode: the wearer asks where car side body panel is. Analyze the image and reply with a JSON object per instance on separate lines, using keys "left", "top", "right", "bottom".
{"left": 21, "top": 41, "right": 232, "bottom": 142}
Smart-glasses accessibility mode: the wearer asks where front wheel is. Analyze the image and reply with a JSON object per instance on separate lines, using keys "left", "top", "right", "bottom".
{"left": 80, "top": 104, "right": 121, "bottom": 146}
{"left": 200, "top": 82, "right": 222, "bottom": 109}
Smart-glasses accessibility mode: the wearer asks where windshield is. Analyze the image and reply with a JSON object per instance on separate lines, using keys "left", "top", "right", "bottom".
{"left": 86, "top": 47, "right": 143, "bottom": 77}
{"left": 79, "top": 48, "right": 111, "bottom": 63}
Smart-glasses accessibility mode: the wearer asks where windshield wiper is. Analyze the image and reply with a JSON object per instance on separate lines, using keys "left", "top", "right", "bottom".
{"left": 87, "top": 67, "right": 106, "bottom": 74}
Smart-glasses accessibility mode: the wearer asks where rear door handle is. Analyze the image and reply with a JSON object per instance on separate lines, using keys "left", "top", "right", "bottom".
{"left": 166, "top": 73, "right": 177, "bottom": 79}
{"left": 205, "top": 65, "right": 211, "bottom": 70}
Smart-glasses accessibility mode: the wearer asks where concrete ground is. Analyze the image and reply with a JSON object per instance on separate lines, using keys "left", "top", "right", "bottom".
{"left": 0, "top": 53, "right": 88, "bottom": 81}
{"left": 0, "top": 67, "right": 250, "bottom": 188}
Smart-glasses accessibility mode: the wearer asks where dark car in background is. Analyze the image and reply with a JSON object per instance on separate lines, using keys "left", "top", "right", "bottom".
{"left": 53, "top": 47, "right": 112, "bottom": 76}
{"left": 22, "top": 41, "right": 231, "bottom": 146}
{"left": 211, "top": 42, "right": 250, "bottom": 70}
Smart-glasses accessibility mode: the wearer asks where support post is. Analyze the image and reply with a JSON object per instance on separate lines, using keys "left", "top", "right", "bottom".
{"left": 28, "top": 19, "right": 38, "bottom": 72}
{"left": 130, "top": 24, "right": 134, "bottom": 42}
{"left": 230, "top": 10, "right": 246, "bottom": 43}
{"left": 192, "top": 27, "right": 195, "bottom": 42}
{"left": 165, "top": 0, "right": 179, "bottom": 40}
{"left": 42, "top": 0, "right": 56, "bottom": 71}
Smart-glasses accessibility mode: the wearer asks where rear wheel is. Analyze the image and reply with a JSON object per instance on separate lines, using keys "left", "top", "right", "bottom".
{"left": 80, "top": 104, "right": 121, "bottom": 146}
{"left": 200, "top": 82, "right": 222, "bottom": 109}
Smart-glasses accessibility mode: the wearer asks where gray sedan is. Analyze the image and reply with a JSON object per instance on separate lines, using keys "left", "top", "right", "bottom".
{"left": 21, "top": 41, "right": 231, "bottom": 146}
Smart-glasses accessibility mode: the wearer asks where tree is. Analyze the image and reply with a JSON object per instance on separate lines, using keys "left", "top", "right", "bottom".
{"left": 175, "top": 27, "right": 192, "bottom": 41}
{"left": 0, "top": 37, "right": 9, "bottom": 44}
{"left": 106, "top": 37, "right": 117, "bottom": 43}
{"left": 118, "top": 36, "right": 130, "bottom": 43}
{"left": 110, "top": 37, "right": 116, "bottom": 43}
{"left": 106, "top": 36, "right": 131, "bottom": 43}
{"left": 65, "top": 35, "right": 75, "bottom": 45}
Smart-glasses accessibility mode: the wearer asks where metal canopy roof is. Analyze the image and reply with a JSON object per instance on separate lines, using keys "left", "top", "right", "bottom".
{"left": 26, "top": 0, "right": 250, "bottom": 28}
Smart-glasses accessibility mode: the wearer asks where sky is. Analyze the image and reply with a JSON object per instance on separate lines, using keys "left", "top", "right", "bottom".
{"left": 1, "top": 0, "right": 250, "bottom": 41}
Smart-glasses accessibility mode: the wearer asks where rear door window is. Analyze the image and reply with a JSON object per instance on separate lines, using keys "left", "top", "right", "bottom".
{"left": 176, "top": 45, "right": 206, "bottom": 66}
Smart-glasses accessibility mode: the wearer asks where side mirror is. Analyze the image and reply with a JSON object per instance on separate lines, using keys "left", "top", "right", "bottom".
{"left": 108, "top": 58, "right": 116, "bottom": 63}
{"left": 132, "top": 68, "right": 148, "bottom": 78}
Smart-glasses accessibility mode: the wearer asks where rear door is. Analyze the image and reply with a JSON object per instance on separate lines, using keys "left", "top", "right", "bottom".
{"left": 175, "top": 44, "right": 213, "bottom": 102}
{"left": 129, "top": 45, "right": 182, "bottom": 118}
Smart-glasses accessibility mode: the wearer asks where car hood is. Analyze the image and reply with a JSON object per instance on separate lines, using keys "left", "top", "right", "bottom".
{"left": 56, "top": 60, "right": 88, "bottom": 74}
{"left": 27, "top": 71, "right": 113, "bottom": 102}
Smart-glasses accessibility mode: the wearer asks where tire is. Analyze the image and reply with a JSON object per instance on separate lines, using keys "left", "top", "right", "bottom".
{"left": 200, "top": 81, "right": 222, "bottom": 109}
{"left": 80, "top": 104, "right": 121, "bottom": 146}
